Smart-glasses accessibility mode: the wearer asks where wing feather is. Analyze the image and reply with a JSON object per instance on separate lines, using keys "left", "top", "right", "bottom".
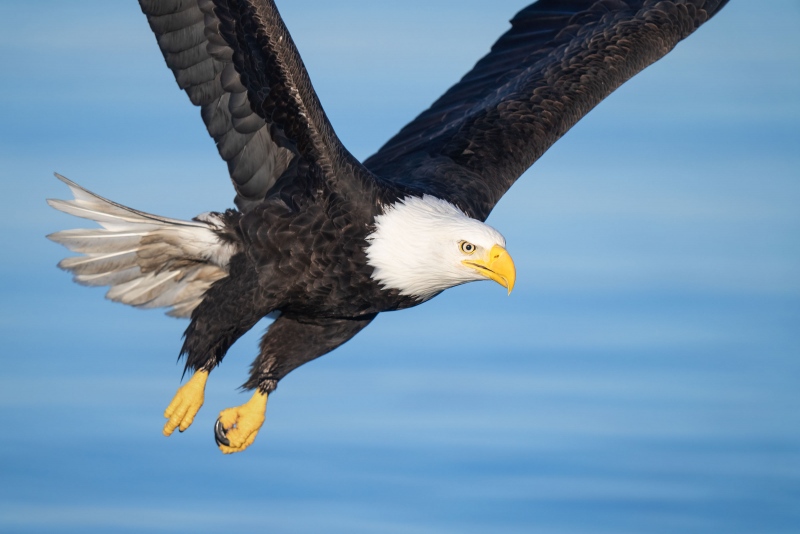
{"left": 138, "top": 0, "right": 371, "bottom": 211}
{"left": 139, "top": 0, "right": 294, "bottom": 210}
{"left": 364, "top": 0, "right": 729, "bottom": 220}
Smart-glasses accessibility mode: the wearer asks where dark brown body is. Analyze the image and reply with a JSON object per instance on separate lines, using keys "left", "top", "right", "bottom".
{"left": 137, "top": 0, "right": 729, "bottom": 394}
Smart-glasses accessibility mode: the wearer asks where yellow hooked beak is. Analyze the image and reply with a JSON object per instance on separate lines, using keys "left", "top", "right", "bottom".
{"left": 463, "top": 244, "right": 516, "bottom": 294}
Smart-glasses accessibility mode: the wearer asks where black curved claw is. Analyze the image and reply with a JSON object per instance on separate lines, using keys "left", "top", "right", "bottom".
{"left": 214, "top": 418, "right": 230, "bottom": 447}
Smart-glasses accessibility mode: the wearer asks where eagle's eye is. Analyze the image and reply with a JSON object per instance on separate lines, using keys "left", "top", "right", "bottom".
{"left": 459, "top": 241, "right": 476, "bottom": 254}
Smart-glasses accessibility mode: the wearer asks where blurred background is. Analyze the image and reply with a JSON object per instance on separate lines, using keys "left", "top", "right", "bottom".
{"left": 1, "top": 1, "right": 798, "bottom": 532}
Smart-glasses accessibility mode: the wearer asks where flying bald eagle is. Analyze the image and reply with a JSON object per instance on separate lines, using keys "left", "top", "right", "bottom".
{"left": 48, "top": 0, "right": 728, "bottom": 453}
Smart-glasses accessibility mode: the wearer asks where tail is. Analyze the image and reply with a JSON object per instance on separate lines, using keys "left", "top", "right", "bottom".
{"left": 47, "top": 174, "right": 241, "bottom": 318}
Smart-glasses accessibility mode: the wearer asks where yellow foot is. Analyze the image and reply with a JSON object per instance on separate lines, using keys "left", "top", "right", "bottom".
{"left": 163, "top": 370, "right": 208, "bottom": 436}
{"left": 215, "top": 390, "right": 268, "bottom": 454}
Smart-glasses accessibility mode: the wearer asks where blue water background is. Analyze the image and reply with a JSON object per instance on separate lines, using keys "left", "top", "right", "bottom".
{"left": 0, "top": 1, "right": 798, "bottom": 532}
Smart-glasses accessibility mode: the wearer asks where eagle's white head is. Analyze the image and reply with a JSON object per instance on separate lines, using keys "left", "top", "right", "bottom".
{"left": 365, "top": 195, "right": 516, "bottom": 301}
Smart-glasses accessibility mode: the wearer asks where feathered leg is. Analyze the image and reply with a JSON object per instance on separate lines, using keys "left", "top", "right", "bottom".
{"left": 215, "top": 313, "right": 377, "bottom": 454}
{"left": 164, "top": 255, "right": 269, "bottom": 436}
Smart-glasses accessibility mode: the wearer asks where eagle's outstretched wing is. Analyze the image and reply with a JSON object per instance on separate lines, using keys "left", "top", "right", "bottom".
{"left": 139, "top": 0, "right": 367, "bottom": 211}
{"left": 364, "top": 0, "right": 729, "bottom": 221}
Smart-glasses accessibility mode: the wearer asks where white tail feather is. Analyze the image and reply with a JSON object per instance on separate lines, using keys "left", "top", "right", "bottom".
{"left": 47, "top": 174, "right": 239, "bottom": 318}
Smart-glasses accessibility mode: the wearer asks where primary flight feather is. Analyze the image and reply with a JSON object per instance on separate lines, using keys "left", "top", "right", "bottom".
{"left": 48, "top": 0, "right": 728, "bottom": 453}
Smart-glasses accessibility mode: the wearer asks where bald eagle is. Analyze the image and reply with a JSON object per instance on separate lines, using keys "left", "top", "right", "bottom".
{"left": 48, "top": 0, "right": 728, "bottom": 453}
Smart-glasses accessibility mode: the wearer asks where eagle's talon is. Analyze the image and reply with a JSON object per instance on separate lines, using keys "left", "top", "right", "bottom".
{"left": 163, "top": 370, "right": 208, "bottom": 437}
{"left": 216, "top": 390, "right": 268, "bottom": 454}
{"left": 214, "top": 418, "right": 230, "bottom": 446}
